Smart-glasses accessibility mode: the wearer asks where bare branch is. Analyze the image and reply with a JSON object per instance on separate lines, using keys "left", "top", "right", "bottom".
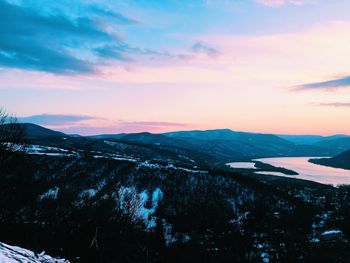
{"left": 0, "top": 108, "right": 25, "bottom": 161}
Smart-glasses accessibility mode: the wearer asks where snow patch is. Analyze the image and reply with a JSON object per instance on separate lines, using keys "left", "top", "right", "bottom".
{"left": 0, "top": 241, "right": 69, "bottom": 262}
{"left": 138, "top": 161, "right": 207, "bottom": 174}
{"left": 321, "top": 229, "right": 342, "bottom": 236}
{"left": 117, "top": 187, "right": 163, "bottom": 228}
{"left": 79, "top": 189, "right": 97, "bottom": 199}
{"left": 39, "top": 187, "right": 59, "bottom": 201}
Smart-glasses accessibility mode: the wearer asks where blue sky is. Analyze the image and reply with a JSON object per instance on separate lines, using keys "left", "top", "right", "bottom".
{"left": 1, "top": 0, "right": 350, "bottom": 135}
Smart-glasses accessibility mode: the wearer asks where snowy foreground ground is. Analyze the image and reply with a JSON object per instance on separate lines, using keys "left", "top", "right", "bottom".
{"left": 0, "top": 242, "right": 69, "bottom": 263}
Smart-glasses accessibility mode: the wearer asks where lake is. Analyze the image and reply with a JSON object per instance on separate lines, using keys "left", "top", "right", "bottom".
{"left": 254, "top": 157, "right": 350, "bottom": 185}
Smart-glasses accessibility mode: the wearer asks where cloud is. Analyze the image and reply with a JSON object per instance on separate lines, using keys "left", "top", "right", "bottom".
{"left": 0, "top": 0, "right": 144, "bottom": 74}
{"left": 51, "top": 121, "right": 187, "bottom": 135}
{"left": 255, "top": 0, "right": 311, "bottom": 7}
{"left": 319, "top": 102, "right": 350, "bottom": 107}
{"left": 192, "top": 42, "right": 219, "bottom": 57}
{"left": 18, "top": 114, "right": 188, "bottom": 135}
{"left": 0, "top": 0, "right": 190, "bottom": 75}
{"left": 295, "top": 76, "right": 350, "bottom": 90}
{"left": 93, "top": 44, "right": 175, "bottom": 62}
{"left": 93, "top": 45, "right": 132, "bottom": 61}
{"left": 119, "top": 121, "right": 187, "bottom": 127}
{"left": 19, "top": 114, "right": 97, "bottom": 126}
{"left": 90, "top": 6, "right": 140, "bottom": 25}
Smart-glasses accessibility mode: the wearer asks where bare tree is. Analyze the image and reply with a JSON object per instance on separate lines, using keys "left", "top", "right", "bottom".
{"left": 0, "top": 108, "right": 24, "bottom": 162}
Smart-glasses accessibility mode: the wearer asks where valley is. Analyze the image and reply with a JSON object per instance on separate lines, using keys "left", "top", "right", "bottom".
{"left": 1, "top": 123, "right": 350, "bottom": 262}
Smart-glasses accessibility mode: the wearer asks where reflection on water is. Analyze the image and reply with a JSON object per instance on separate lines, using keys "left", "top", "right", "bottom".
{"left": 226, "top": 162, "right": 256, "bottom": 169}
{"left": 255, "top": 171, "right": 290, "bottom": 177}
{"left": 254, "top": 157, "right": 350, "bottom": 185}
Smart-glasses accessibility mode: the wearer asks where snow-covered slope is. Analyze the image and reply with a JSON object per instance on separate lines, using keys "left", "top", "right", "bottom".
{"left": 0, "top": 242, "right": 69, "bottom": 263}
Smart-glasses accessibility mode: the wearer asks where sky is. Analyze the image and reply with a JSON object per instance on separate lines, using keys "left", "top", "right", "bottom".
{"left": 1, "top": 0, "right": 350, "bottom": 135}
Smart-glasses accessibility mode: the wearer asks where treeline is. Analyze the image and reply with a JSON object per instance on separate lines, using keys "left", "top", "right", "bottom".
{"left": 1, "top": 152, "right": 350, "bottom": 262}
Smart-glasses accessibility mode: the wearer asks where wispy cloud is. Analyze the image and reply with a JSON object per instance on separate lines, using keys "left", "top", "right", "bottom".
{"left": 255, "top": 0, "right": 312, "bottom": 7}
{"left": 319, "top": 102, "right": 350, "bottom": 107}
{"left": 18, "top": 114, "right": 188, "bottom": 135}
{"left": 192, "top": 42, "right": 219, "bottom": 58}
{"left": 90, "top": 6, "right": 140, "bottom": 25}
{"left": 119, "top": 121, "right": 187, "bottom": 127}
{"left": 295, "top": 76, "right": 350, "bottom": 90}
{"left": 19, "top": 114, "right": 98, "bottom": 126}
{"left": 53, "top": 120, "right": 188, "bottom": 135}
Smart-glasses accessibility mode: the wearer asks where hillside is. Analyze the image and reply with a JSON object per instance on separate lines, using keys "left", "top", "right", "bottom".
{"left": 310, "top": 149, "right": 350, "bottom": 170}
{"left": 17, "top": 125, "right": 335, "bottom": 164}
{"left": 21, "top": 123, "right": 66, "bottom": 138}
{"left": 1, "top": 150, "right": 347, "bottom": 262}
{"left": 163, "top": 129, "right": 328, "bottom": 161}
{"left": 2, "top": 125, "right": 350, "bottom": 262}
{"left": 278, "top": 134, "right": 349, "bottom": 145}
{"left": 313, "top": 138, "right": 350, "bottom": 155}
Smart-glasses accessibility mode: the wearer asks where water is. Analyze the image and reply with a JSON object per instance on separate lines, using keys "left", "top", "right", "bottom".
{"left": 254, "top": 157, "right": 350, "bottom": 185}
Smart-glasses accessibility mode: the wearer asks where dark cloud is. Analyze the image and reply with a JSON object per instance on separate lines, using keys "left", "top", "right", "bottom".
{"left": 0, "top": 0, "right": 192, "bottom": 75}
{"left": 19, "top": 114, "right": 97, "bottom": 126}
{"left": 319, "top": 102, "right": 350, "bottom": 107}
{"left": 0, "top": 0, "right": 138, "bottom": 74}
{"left": 295, "top": 76, "right": 350, "bottom": 90}
{"left": 192, "top": 42, "right": 219, "bottom": 57}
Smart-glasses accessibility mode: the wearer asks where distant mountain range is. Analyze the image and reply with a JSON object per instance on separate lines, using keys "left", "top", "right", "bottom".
{"left": 313, "top": 137, "right": 350, "bottom": 155}
{"left": 15, "top": 124, "right": 350, "bottom": 166}
{"left": 277, "top": 134, "right": 349, "bottom": 145}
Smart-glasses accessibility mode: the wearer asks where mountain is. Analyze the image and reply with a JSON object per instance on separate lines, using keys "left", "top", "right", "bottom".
{"left": 18, "top": 125, "right": 311, "bottom": 165}
{"left": 164, "top": 129, "right": 239, "bottom": 140}
{"left": 162, "top": 129, "right": 327, "bottom": 161}
{"left": 117, "top": 129, "right": 299, "bottom": 161}
{"left": 121, "top": 132, "right": 182, "bottom": 146}
{"left": 13, "top": 124, "right": 206, "bottom": 168}
{"left": 87, "top": 133, "right": 126, "bottom": 140}
{"left": 278, "top": 134, "right": 349, "bottom": 145}
{"left": 277, "top": 135, "right": 325, "bottom": 145}
{"left": 164, "top": 129, "right": 300, "bottom": 147}
{"left": 310, "top": 149, "right": 350, "bottom": 170}
{"left": 14, "top": 124, "right": 338, "bottom": 164}
{"left": 313, "top": 137, "right": 350, "bottom": 155}
{"left": 21, "top": 123, "right": 67, "bottom": 139}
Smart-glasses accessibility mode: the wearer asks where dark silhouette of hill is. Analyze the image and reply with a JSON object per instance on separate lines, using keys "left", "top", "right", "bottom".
{"left": 310, "top": 149, "right": 350, "bottom": 170}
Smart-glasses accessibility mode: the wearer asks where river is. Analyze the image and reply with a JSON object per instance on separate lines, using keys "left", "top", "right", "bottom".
{"left": 228, "top": 157, "right": 350, "bottom": 185}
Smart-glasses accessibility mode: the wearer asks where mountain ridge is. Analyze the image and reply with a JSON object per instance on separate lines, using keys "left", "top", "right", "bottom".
{"left": 9, "top": 123, "right": 348, "bottom": 163}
